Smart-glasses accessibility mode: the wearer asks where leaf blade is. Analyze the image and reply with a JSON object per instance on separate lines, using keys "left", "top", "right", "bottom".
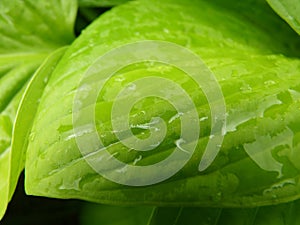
{"left": 266, "top": 0, "right": 300, "bottom": 35}
{"left": 25, "top": 0, "right": 300, "bottom": 207}
{"left": 0, "top": 0, "right": 77, "bottom": 220}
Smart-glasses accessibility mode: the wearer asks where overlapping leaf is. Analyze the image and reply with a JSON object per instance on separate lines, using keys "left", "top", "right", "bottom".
{"left": 78, "top": 0, "right": 129, "bottom": 7}
{"left": 150, "top": 200, "right": 300, "bottom": 225}
{"left": 80, "top": 200, "right": 300, "bottom": 225}
{"left": 267, "top": 0, "right": 300, "bottom": 35}
{"left": 0, "top": 0, "right": 77, "bottom": 220}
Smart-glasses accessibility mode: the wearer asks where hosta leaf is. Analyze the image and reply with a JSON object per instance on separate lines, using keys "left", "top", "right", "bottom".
{"left": 25, "top": 0, "right": 300, "bottom": 207}
{"left": 80, "top": 204, "right": 153, "bottom": 225}
{"left": 266, "top": 0, "right": 300, "bottom": 35}
{"left": 78, "top": 0, "right": 130, "bottom": 7}
{"left": 0, "top": 85, "right": 30, "bottom": 221}
{"left": 147, "top": 207, "right": 185, "bottom": 225}
{"left": 80, "top": 200, "right": 300, "bottom": 225}
{"left": 0, "top": 0, "right": 77, "bottom": 220}
{"left": 10, "top": 46, "right": 68, "bottom": 201}
{"left": 147, "top": 201, "right": 300, "bottom": 225}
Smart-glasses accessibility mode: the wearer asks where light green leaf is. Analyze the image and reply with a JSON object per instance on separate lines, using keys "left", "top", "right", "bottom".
{"left": 25, "top": 0, "right": 300, "bottom": 207}
{"left": 0, "top": 0, "right": 77, "bottom": 220}
{"left": 10, "top": 46, "right": 68, "bottom": 199}
{"left": 266, "top": 0, "right": 300, "bottom": 35}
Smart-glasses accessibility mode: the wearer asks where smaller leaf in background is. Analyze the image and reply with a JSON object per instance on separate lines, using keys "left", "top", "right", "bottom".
{"left": 78, "top": 0, "right": 130, "bottom": 7}
{"left": 80, "top": 203, "right": 153, "bottom": 225}
{"left": 147, "top": 207, "right": 183, "bottom": 225}
{"left": 148, "top": 207, "right": 223, "bottom": 225}
{"left": 0, "top": 148, "right": 10, "bottom": 221}
{"left": 0, "top": 0, "right": 77, "bottom": 220}
{"left": 10, "top": 46, "right": 68, "bottom": 200}
{"left": 80, "top": 200, "right": 300, "bottom": 225}
{"left": 191, "top": 201, "right": 300, "bottom": 225}
{"left": 0, "top": 64, "right": 40, "bottom": 220}
{"left": 266, "top": 0, "right": 300, "bottom": 35}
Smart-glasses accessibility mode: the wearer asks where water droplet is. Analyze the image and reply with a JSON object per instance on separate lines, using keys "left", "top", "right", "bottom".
{"left": 133, "top": 155, "right": 142, "bottom": 165}
{"left": 244, "top": 128, "right": 293, "bottom": 178}
{"left": 240, "top": 84, "right": 252, "bottom": 93}
{"left": 131, "top": 117, "right": 163, "bottom": 131}
{"left": 131, "top": 123, "right": 150, "bottom": 130}
{"left": 43, "top": 76, "right": 49, "bottom": 84}
{"left": 264, "top": 80, "right": 276, "bottom": 86}
{"left": 199, "top": 116, "right": 208, "bottom": 122}
{"left": 29, "top": 132, "right": 35, "bottom": 141}
{"left": 168, "top": 112, "right": 184, "bottom": 123}
{"left": 175, "top": 138, "right": 190, "bottom": 154}
{"left": 59, "top": 177, "right": 82, "bottom": 191}
{"left": 77, "top": 84, "right": 92, "bottom": 99}
{"left": 272, "top": 194, "right": 278, "bottom": 199}
{"left": 64, "top": 124, "right": 94, "bottom": 141}
{"left": 115, "top": 76, "right": 125, "bottom": 82}
{"left": 211, "top": 192, "right": 222, "bottom": 202}
{"left": 263, "top": 178, "right": 296, "bottom": 195}
{"left": 226, "top": 95, "right": 281, "bottom": 132}
{"left": 128, "top": 148, "right": 134, "bottom": 152}
{"left": 127, "top": 83, "right": 136, "bottom": 91}
{"left": 108, "top": 152, "right": 119, "bottom": 160}
{"left": 163, "top": 28, "right": 170, "bottom": 34}
{"left": 116, "top": 165, "right": 128, "bottom": 173}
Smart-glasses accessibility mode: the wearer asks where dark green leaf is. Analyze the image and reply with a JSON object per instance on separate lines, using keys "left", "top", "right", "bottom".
{"left": 78, "top": 0, "right": 130, "bottom": 7}
{"left": 266, "top": 0, "right": 300, "bottom": 35}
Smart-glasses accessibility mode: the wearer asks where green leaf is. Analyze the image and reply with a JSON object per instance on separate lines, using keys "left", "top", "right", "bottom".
{"left": 79, "top": 200, "right": 300, "bottom": 225}
{"left": 24, "top": 0, "right": 300, "bottom": 207}
{"left": 78, "top": 0, "right": 130, "bottom": 7}
{"left": 10, "top": 46, "right": 68, "bottom": 200}
{"left": 0, "top": 0, "right": 77, "bottom": 220}
{"left": 147, "top": 207, "right": 184, "bottom": 225}
{"left": 266, "top": 0, "right": 300, "bottom": 35}
{"left": 148, "top": 207, "right": 223, "bottom": 225}
{"left": 80, "top": 204, "right": 153, "bottom": 225}
{"left": 148, "top": 201, "right": 300, "bottom": 225}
